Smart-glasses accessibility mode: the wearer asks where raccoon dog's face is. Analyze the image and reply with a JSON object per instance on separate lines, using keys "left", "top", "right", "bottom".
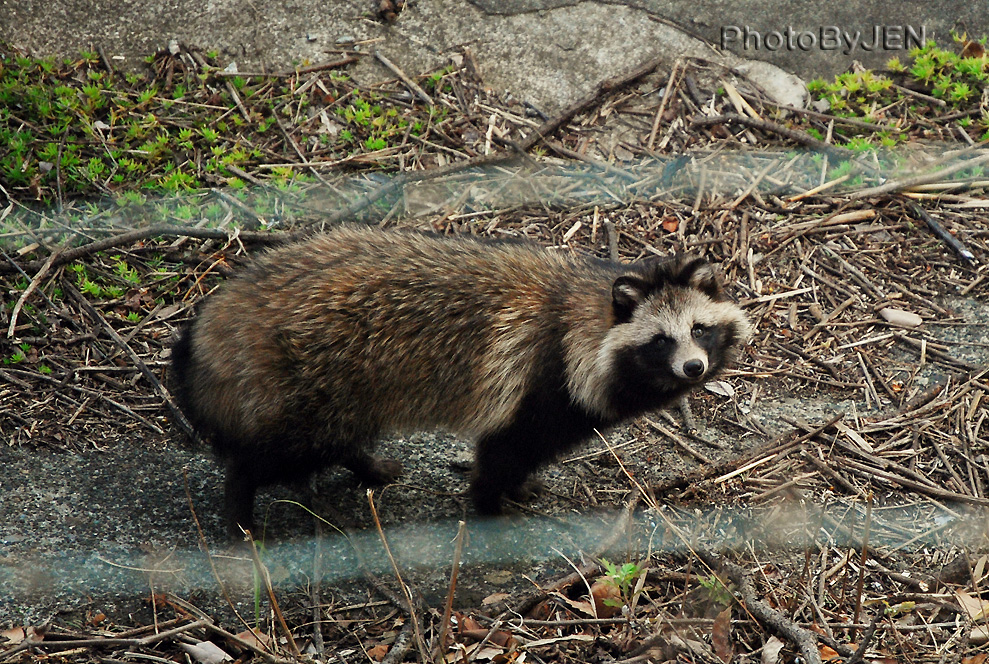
{"left": 607, "top": 255, "right": 748, "bottom": 394}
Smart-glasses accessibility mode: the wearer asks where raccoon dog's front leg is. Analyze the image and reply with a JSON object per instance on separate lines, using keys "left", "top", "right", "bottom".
{"left": 676, "top": 395, "right": 698, "bottom": 432}
{"left": 471, "top": 429, "right": 537, "bottom": 515}
{"left": 471, "top": 418, "right": 572, "bottom": 514}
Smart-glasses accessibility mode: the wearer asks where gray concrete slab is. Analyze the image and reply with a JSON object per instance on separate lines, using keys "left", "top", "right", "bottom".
{"left": 3, "top": 1, "right": 985, "bottom": 115}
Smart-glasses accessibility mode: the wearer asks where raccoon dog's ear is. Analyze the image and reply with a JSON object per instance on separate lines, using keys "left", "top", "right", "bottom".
{"left": 676, "top": 256, "right": 723, "bottom": 300}
{"left": 632, "top": 255, "right": 724, "bottom": 300}
{"left": 612, "top": 275, "right": 651, "bottom": 322}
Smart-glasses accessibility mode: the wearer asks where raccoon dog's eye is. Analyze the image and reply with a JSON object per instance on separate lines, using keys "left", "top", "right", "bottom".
{"left": 650, "top": 333, "right": 672, "bottom": 348}
{"left": 692, "top": 324, "right": 708, "bottom": 339}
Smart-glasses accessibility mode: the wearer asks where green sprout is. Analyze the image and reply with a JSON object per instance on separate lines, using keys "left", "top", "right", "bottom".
{"left": 598, "top": 558, "right": 643, "bottom": 609}
{"left": 699, "top": 574, "right": 734, "bottom": 607}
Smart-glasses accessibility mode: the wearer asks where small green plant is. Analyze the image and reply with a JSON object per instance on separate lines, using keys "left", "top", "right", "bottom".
{"left": 598, "top": 558, "right": 643, "bottom": 608}
{"left": 158, "top": 168, "right": 197, "bottom": 191}
{"left": 4, "top": 342, "right": 32, "bottom": 365}
{"left": 69, "top": 262, "right": 124, "bottom": 300}
{"left": 698, "top": 573, "right": 734, "bottom": 606}
{"left": 843, "top": 137, "right": 875, "bottom": 152}
{"left": 950, "top": 81, "right": 973, "bottom": 102}
{"left": 113, "top": 257, "right": 141, "bottom": 285}
{"left": 86, "top": 157, "right": 107, "bottom": 182}
{"left": 80, "top": 277, "right": 102, "bottom": 298}
{"left": 365, "top": 136, "right": 387, "bottom": 151}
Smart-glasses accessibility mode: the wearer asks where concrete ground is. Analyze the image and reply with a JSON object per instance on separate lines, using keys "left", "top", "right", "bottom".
{"left": 2, "top": 0, "right": 986, "bottom": 114}
{"left": 3, "top": 0, "right": 989, "bottom": 635}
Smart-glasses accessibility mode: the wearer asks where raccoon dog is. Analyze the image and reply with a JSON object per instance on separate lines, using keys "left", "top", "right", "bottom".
{"left": 170, "top": 226, "right": 750, "bottom": 534}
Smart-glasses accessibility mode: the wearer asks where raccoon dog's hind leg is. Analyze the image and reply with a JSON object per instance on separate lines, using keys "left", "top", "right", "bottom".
{"left": 223, "top": 455, "right": 265, "bottom": 537}
{"left": 222, "top": 433, "right": 403, "bottom": 537}
{"left": 339, "top": 451, "right": 404, "bottom": 485}
{"left": 323, "top": 420, "right": 403, "bottom": 486}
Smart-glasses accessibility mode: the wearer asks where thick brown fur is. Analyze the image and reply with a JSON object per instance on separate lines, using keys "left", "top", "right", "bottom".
{"left": 170, "top": 226, "right": 751, "bottom": 534}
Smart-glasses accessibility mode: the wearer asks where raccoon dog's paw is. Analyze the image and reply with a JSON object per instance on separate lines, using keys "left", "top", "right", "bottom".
{"left": 506, "top": 478, "right": 545, "bottom": 503}
{"left": 470, "top": 476, "right": 543, "bottom": 515}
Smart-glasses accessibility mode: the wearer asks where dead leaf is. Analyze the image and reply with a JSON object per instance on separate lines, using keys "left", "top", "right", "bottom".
{"left": 963, "top": 654, "right": 989, "bottom": 664}
{"left": 178, "top": 641, "right": 233, "bottom": 664}
{"left": 662, "top": 217, "right": 679, "bottom": 233}
{"left": 233, "top": 629, "right": 270, "bottom": 649}
{"left": 443, "top": 644, "right": 473, "bottom": 664}
{"left": 461, "top": 629, "right": 514, "bottom": 649}
{"left": 960, "top": 40, "right": 986, "bottom": 58}
{"left": 0, "top": 626, "right": 42, "bottom": 645}
{"left": 474, "top": 645, "right": 506, "bottom": 661}
{"left": 761, "top": 636, "right": 783, "bottom": 664}
{"left": 123, "top": 288, "right": 153, "bottom": 311}
{"left": 459, "top": 614, "right": 482, "bottom": 631}
{"left": 460, "top": 629, "right": 494, "bottom": 642}
{"left": 704, "top": 381, "right": 735, "bottom": 398}
{"left": 975, "top": 554, "right": 987, "bottom": 583}
{"left": 590, "top": 579, "right": 623, "bottom": 618}
{"left": 712, "top": 607, "right": 733, "bottom": 662}
{"left": 955, "top": 589, "right": 989, "bottom": 622}
{"left": 548, "top": 591, "right": 598, "bottom": 618}
{"left": 526, "top": 600, "right": 554, "bottom": 620}
{"left": 488, "top": 631, "right": 515, "bottom": 649}
{"left": 482, "top": 592, "right": 510, "bottom": 605}
{"left": 366, "top": 643, "right": 390, "bottom": 661}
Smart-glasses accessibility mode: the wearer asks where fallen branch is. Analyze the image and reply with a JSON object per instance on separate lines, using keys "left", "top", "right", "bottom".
{"left": 0, "top": 225, "right": 277, "bottom": 275}
{"left": 0, "top": 619, "right": 211, "bottom": 658}
{"left": 375, "top": 51, "right": 434, "bottom": 106}
{"left": 298, "top": 50, "right": 668, "bottom": 234}
{"left": 699, "top": 552, "right": 823, "bottom": 664}
{"left": 7, "top": 249, "right": 60, "bottom": 338}
{"left": 850, "top": 149, "right": 989, "bottom": 199}
{"left": 62, "top": 279, "right": 200, "bottom": 443}
{"left": 691, "top": 113, "right": 855, "bottom": 160}
{"left": 906, "top": 200, "right": 976, "bottom": 262}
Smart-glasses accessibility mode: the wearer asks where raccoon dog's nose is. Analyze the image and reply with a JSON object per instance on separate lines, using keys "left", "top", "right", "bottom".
{"left": 683, "top": 359, "right": 705, "bottom": 378}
